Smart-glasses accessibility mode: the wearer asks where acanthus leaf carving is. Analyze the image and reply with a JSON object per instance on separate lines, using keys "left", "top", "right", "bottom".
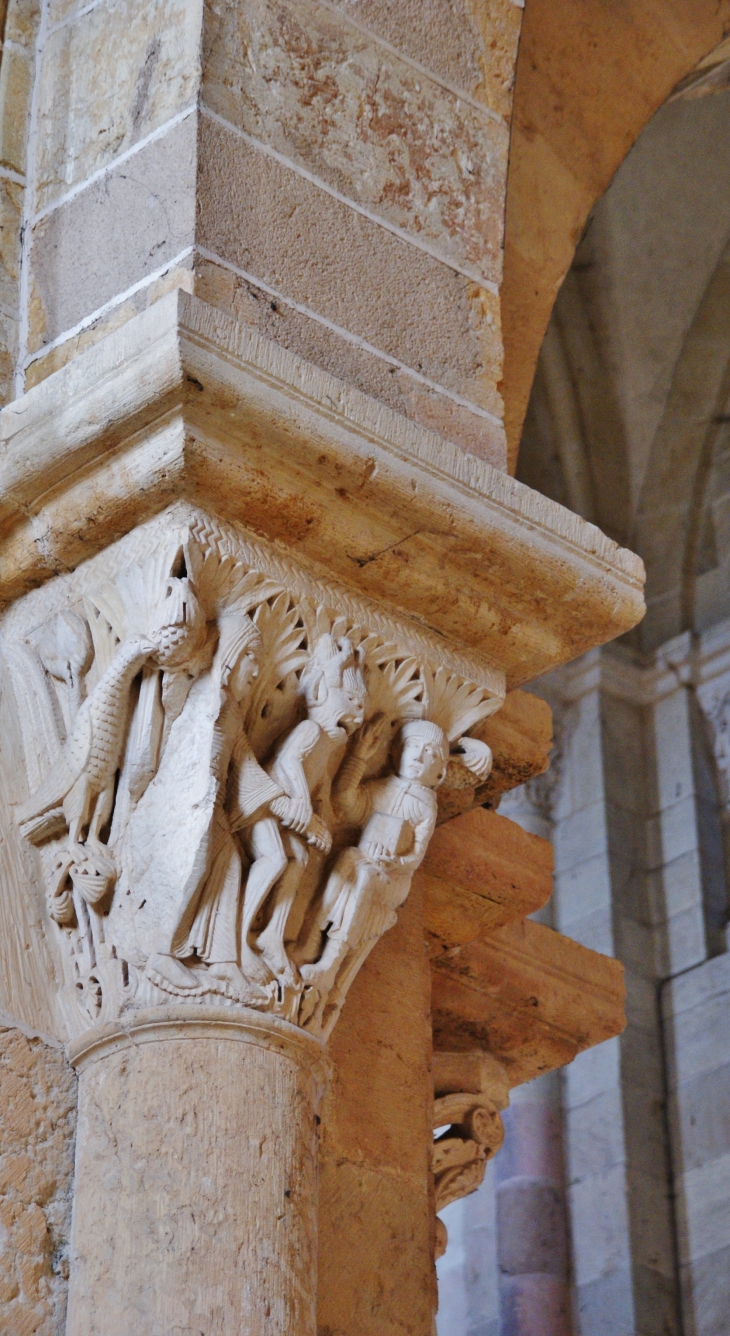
{"left": 3, "top": 507, "right": 501, "bottom": 1040}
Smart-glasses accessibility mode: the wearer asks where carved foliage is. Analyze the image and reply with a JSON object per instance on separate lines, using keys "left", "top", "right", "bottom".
{"left": 432, "top": 1051, "right": 509, "bottom": 1259}
{"left": 4, "top": 511, "right": 499, "bottom": 1038}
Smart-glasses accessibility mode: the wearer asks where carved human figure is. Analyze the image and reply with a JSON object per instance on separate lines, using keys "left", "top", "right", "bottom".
{"left": 146, "top": 611, "right": 282, "bottom": 1001}
{"left": 240, "top": 634, "right": 368, "bottom": 985}
{"left": 297, "top": 715, "right": 449, "bottom": 1036}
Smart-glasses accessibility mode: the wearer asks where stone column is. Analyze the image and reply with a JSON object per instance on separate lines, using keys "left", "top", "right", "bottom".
{"left": 65, "top": 1007, "right": 325, "bottom": 1336}
{"left": 0, "top": 5, "right": 647, "bottom": 1334}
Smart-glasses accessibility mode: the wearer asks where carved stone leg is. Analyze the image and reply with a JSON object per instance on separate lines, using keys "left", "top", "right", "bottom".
{"left": 65, "top": 1007, "right": 327, "bottom": 1336}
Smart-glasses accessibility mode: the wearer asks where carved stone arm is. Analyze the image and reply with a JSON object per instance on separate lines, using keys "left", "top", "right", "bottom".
{"left": 332, "top": 749, "right": 372, "bottom": 828}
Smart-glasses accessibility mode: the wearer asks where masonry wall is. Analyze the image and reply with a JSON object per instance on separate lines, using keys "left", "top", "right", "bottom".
{"left": 0, "top": 0, "right": 524, "bottom": 468}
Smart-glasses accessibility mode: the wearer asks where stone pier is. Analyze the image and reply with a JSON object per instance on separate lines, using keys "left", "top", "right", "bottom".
{"left": 0, "top": 2, "right": 646, "bottom": 1333}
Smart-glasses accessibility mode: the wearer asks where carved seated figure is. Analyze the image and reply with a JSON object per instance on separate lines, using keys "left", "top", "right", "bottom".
{"left": 296, "top": 715, "right": 450, "bottom": 1036}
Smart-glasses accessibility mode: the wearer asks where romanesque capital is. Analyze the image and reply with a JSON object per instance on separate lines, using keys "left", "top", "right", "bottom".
{"left": 3, "top": 506, "right": 499, "bottom": 1041}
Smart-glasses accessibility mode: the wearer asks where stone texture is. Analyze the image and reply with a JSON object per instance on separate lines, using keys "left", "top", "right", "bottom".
{"left": 0, "top": 1027, "right": 76, "bottom": 1336}
{"left": 193, "top": 253, "right": 504, "bottom": 464}
{"left": 35, "top": 0, "right": 201, "bottom": 213}
{"left": 318, "top": 879, "right": 434, "bottom": 1336}
{"left": 67, "top": 1011, "right": 323, "bottom": 1336}
{"left": 197, "top": 113, "right": 501, "bottom": 417}
{"left": 28, "top": 115, "right": 196, "bottom": 354}
{"left": 202, "top": 0, "right": 508, "bottom": 285}
{"left": 329, "top": 0, "right": 521, "bottom": 122}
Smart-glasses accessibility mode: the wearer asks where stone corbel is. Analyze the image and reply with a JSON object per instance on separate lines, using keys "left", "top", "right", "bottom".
{"left": 432, "top": 1050, "right": 509, "bottom": 1258}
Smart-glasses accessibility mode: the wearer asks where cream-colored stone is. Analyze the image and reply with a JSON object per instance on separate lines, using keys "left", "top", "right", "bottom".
{"left": 197, "top": 114, "right": 500, "bottom": 416}
{"left": 0, "top": 44, "right": 33, "bottom": 176}
{"left": 66, "top": 1007, "right": 324, "bottom": 1336}
{"left": 0, "top": 293, "right": 645, "bottom": 687}
{"left": 28, "top": 115, "right": 196, "bottom": 354}
{"left": 202, "top": 0, "right": 508, "bottom": 286}
{"left": 0, "top": 1028, "right": 76, "bottom": 1336}
{"left": 35, "top": 0, "right": 201, "bottom": 213}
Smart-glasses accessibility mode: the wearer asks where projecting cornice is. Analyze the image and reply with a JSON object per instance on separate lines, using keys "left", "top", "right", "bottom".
{"left": 0, "top": 291, "right": 644, "bottom": 689}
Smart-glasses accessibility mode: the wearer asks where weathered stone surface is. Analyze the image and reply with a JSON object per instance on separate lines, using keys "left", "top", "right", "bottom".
{"left": 421, "top": 807, "right": 554, "bottom": 954}
{"left": 432, "top": 918, "right": 626, "bottom": 1085}
{"left": 28, "top": 115, "right": 196, "bottom": 353}
{"left": 319, "top": 878, "right": 435, "bottom": 1335}
{"left": 0, "top": 41, "right": 33, "bottom": 176}
{"left": 0, "top": 1028, "right": 76, "bottom": 1336}
{"left": 35, "top": 0, "right": 201, "bottom": 212}
{"left": 329, "top": 0, "right": 521, "bottom": 122}
{"left": 0, "top": 179, "right": 23, "bottom": 403}
{"left": 67, "top": 1011, "right": 323, "bottom": 1336}
{"left": 202, "top": 0, "right": 508, "bottom": 285}
{"left": 197, "top": 113, "right": 501, "bottom": 416}
{"left": 194, "top": 253, "right": 504, "bottom": 464}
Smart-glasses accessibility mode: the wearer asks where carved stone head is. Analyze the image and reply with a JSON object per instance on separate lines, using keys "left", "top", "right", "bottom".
{"left": 395, "top": 720, "right": 450, "bottom": 788}
{"left": 300, "top": 634, "right": 368, "bottom": 738}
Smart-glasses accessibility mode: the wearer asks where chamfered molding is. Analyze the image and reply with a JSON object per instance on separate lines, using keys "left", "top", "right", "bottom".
{"left": 0, "top": 291, "right": 644, "bottom": 690}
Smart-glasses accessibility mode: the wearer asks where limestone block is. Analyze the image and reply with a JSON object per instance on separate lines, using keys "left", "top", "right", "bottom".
{"left": 0, "top": 40, "right": 33, "bottom": 176}
{"left": 420, "top": 807, "right": 554, "bottom": 955}
{"left": 432, "top": 918, "right": 626, "bottom": 1085}
{"left": 567, "top": 1162, "right": 633, "bottom": 1288}
{"left": 28, "top": 115, "right": 196, "bottom": 354}
{"left": 0, "top": 178, "right": 23, "bottom": 403}
{"left": 318, "top": 878, "right": 434, "bottom": 1336}
{"left": 681, "top": 1242, "right": 730, "bottom": 1336}
{"left": 675, "top": 1149, "right": 730, "bottom": 1267}
{"left": 193, "top": 253, "right": 504, "bottom": 464}
{"left": 328, "top": 0, "right": 522, "bottom": 122}
{"left": 562, "top": 1036, "right": 621, "bottom": 1111}
{"left": 552, "top": 799, "right": 608, "bottom": 874}
{"left": 202, "top": 0, "right": 509, "bottom": 286}
{"left": 0, "top": 1027, "right": 76, "bottom": 1336}
{"left": 671, "top": 1060, "right": 730, "bottom": 1173}
{"left": 35, "top": 0, "right": 202, "bottom": 213}
{"left": 553, "top": 853, "right": 613, "bottom": 926}
{"left": 474, "top": 689, "right": 553, "bottom": 808}
{"left": 197, "top": 114, "right": 502, "bottom": 417}
{"left": 573, "top": 1267, "right": 635, "bottom": 1336}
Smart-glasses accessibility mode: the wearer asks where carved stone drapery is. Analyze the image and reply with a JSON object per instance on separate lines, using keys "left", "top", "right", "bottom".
{"left": 1, "top": 504, "right": 500, "bottom": 1042}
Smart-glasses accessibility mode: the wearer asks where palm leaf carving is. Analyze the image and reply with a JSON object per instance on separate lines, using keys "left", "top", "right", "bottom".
{"left": 420, "top": 664, "right": 493, "bottom": 741}
{"left": 245, "top": 594, "right": 309, "bottom": 757}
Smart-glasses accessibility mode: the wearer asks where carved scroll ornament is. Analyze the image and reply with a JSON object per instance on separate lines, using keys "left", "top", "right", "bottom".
{"left": 432, "top": 1051, "right": 509, "bottom": 1259}
{"left": 2, "top": 509, "right": 499, "bottom": 1039}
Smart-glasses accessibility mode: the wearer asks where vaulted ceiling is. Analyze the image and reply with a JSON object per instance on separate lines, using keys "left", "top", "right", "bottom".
{"left": 516, "top": 77, "right": 730, "bottom": 651}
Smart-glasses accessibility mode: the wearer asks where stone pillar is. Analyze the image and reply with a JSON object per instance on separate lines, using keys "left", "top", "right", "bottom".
{"left": 495, "top": 1072, "right": 572, "bottom": 1336}
{"left": 0, "top": 5, "right": 647, "bottom": 1334}
{"left": 65, "top": 1007, "right": 325, "bottom": 1336}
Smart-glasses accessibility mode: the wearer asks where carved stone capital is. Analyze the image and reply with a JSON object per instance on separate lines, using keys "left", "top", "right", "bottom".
{"left": 1, "top": 506, "right": 501, "bottom": 1042}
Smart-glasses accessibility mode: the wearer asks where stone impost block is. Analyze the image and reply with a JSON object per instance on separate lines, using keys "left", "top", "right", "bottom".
{"left": 431, "top": 918, "right": 626, "bottom": 1087}
{"left": 420, "top": 806, "right": 554, "bottom": 954}
{"left": 0, "top": 290, "right": 645, "bottom": 687}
